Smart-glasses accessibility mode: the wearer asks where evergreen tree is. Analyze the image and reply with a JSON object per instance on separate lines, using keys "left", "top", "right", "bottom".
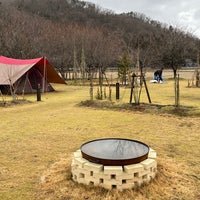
{"left": 118, "top": 52, "right": 132, "bottom": 85}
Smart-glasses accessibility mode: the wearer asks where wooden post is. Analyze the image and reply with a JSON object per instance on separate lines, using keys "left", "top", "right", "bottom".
{"left": 177, "top": 74, "right": 180, "bottom": 106}
{"left": 143, "top": 76, "right": 151, "bottom": 103}
{"left": 175, "top": 75, "right": 177, "bottom": 106}
{"left": 130, "top": 74, "right": 135, "bottom": 104}
{"left": 116, "top": 82, "right": 120, "bottom": 100}
{"left": 43, "top": 57, "right": 46, "bottom": 93}
{"left": 175, "top": 74, "right": 180, "bottom": 107}
{"left": 37, "top": 84, "right": 41, "bottom": 101}
{"left": 89, "top": 66, "right": 93, "bottom": 101}
{"left": 196, "top": 70, "right": 199, "bottom": 87}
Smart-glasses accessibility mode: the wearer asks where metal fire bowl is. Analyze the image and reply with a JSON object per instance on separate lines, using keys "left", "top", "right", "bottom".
{"left": 81, "top": 138, "right": 149, "bottom": 166}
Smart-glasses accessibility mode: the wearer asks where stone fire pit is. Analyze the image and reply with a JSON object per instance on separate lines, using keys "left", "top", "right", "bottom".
{"left": 71, "top": 138, "right": 157, "bottom": 190}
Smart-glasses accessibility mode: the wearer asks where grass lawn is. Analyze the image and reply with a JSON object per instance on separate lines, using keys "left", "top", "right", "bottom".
{"left": 0, "top": 78, "right": 200, "bottom": 200}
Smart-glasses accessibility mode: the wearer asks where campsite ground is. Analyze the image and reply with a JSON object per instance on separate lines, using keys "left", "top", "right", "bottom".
{"left": 0, "top": 69, "right": 200, "bottom": 200}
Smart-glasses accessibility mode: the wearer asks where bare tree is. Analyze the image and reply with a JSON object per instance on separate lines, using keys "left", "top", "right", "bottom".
{"left": 161, "top": 27, "right": 189, "bottom": 78}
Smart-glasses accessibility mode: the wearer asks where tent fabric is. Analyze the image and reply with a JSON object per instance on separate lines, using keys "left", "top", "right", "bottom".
{"left": 0, "top": 56, "right": 65, "bottom": 85}
{"left": 0, "top": 56, "right": 65, "bottom": 94}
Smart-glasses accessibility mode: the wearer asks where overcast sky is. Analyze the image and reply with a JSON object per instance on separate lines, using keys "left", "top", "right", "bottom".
{"left": 85, "top": 0, "right": 200, "bottom": 38}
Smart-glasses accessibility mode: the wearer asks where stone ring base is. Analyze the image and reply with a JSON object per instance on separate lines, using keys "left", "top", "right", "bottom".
{"left": 71, "top": 148, "right": 157, "bottom": 190}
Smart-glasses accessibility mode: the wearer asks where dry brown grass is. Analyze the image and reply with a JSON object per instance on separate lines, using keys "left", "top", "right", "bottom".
{"left": 34, "top": 157, "right": 197, "bottom": 200}
{"left": 0, "top": 76, "right": 200, "bottom": 200}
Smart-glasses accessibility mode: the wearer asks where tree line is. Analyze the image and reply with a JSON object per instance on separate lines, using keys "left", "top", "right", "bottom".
{"left": 0, "top": 0, "right": 199, "bottom": 80}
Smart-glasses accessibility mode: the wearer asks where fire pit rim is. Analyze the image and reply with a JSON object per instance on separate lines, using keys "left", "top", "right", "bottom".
{"left": 80, "top": 138, "right": 150, "bottom": 166}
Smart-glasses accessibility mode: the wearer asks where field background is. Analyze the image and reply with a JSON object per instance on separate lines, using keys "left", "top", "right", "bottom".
{"left": 0, "top": 69, "right": 200, "bottom": 200}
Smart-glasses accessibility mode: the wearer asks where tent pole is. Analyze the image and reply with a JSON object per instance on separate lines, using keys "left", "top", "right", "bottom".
{"left": 43, "top": 56, "right": 46, "bottom": 93}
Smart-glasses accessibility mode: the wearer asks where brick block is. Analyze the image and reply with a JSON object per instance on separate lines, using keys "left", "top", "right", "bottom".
{"left": 77, "top": 177, "right": 86, "bottom": 184}
{"left": 115, "top": 172, "right": 133, "bottom": 180}
{"left": 83, "top": 162, "right": 103, "bottom": 172}
{"left": 149, "top": 172, "right": 156, "bottom": 179}
{"left": 149, "top": 148, "right": 155, "bottom": 152}
{"left": 71, "top": 166, "right": 80, "bottom": 175}
{"left": 72, "top": 168, "right": 86, "bottom": 178}
{"left": 137, "top": 170, "right": 151, "bottom": 182}
{"left": 71, "top": 166, "right": 76, "bottom": 173}
{"left": 71, "top": 160, "right": 75, "bottom": 167}
{"left": 133, "top": 179, "right": 143, "bottom": 187}
{"left": 103, "top": 178, "right": 123, "bottom": 185}
{"left": 84, "top": 176, "right": 100, "bottom": 186}
{"left": 104, "top": 166, "right": 123, "bottom": 175}
{"left": 102, "top": 184, "right": 112, "bottom": 190}
{"left": 148, "top": 151, "right": 157, "bottom": 159}
{"left": 71, "top": 158, "right": 81, "bottom": 168}
{"left": 105, "top": 183, "right": 122, "bottom": 190}
{"left": 73, "top": 157, "right": 88, "bottom": 168}
{"left": 140, "top": 159, "right": 157, "bottom": 170}
{"left": 118, "top": 183, "right": 134, "bottom": 190}
{"left": 92, "top": 171, "right": 105, "bottom": 179}
{"left": 138, "top": 168, "right": 149, "bottom": 176}
{"left": 80, "top": 169, "right": 91, "bottom": 177}
{"left": 132, "top": 177, "right": 142, "bottom": 183}
{"left": 124, "top": 163, "right": 144, "bottom": 174}
{"left": 72, "top": 174, "right": 78, "bottom": 182}
{"left": 122, "top": 178, "right": 135, "bottom": 184}
{"left": 73, "top": 150, "right": 82, "bottom": 158}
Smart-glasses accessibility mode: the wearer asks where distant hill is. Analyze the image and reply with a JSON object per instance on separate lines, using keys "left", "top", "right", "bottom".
{"left": 0, "top": 0, "right": 199, "bottom": 73}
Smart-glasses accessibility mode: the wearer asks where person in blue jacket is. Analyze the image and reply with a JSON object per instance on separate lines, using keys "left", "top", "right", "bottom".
{"left": 154, "top": 68, "right": 164, "bottom": 82}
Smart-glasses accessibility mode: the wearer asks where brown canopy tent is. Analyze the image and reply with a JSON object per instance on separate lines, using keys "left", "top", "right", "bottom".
{"left": 0, "top": 56, "right": 65, "bottom": 94}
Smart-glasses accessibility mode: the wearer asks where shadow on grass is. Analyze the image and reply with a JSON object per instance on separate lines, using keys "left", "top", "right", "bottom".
{"left": 79, "top": 100, "right": 200, "bottom": 117}
{"left": 0, "top": 99, "right": 33, "bottom": 107}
